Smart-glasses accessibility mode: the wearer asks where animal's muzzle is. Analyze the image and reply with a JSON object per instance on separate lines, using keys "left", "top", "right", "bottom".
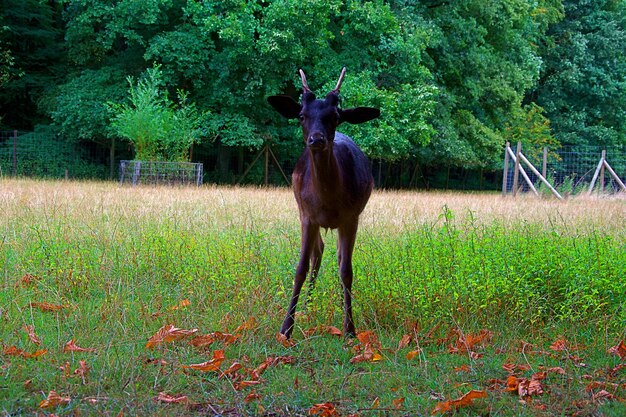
{"left": 307, "top": 133, "right": 326, "bottom": 149}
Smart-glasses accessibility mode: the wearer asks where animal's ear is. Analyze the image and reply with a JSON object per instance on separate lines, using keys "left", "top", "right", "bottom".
{"left": 339, "top": 107, "right": 380, "bottom": 125}
{"left": 267, "top": 95, "right": 301, "bottom": 119}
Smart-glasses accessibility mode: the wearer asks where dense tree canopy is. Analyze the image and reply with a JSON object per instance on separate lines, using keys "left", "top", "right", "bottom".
{"left": 1, "top": 0, "right": 624, "bottom": 181}
{"left": 529, "top": 0, "right": 626, "bottom": 148}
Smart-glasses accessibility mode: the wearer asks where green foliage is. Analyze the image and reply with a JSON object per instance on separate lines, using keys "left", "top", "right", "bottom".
{"left": 108, "top": 65, "right": 205, "bottom": 161}
{"left": 46, "top": 66, "right": 127, "bottom": 143}
{"left": 0, "top": 0, "right": 64, "bottom": 129}
{"left": 531, "top": 0, "right": 626, "bottom": 148}
{"left": 420, "top": 0, "right": 564, "bottom": 168}
{"left": 2, "top": 0, "right": 626, "bottom": 180}
{"left": 504, "top": 103, "right": 560, "bottom": 162}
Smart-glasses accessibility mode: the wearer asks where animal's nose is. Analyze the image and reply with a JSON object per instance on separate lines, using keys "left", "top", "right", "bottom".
{"left": 307, "top": 133, "right": 325, "bottom": 147}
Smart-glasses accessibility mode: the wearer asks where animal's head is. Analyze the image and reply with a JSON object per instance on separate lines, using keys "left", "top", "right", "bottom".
{"left": 268, "top": 68, "right": 380, "bottom": 151}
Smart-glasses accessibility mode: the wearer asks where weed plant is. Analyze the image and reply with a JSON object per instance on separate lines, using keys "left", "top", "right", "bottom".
{"left": 1, "top": 179, "right": 625, "bottom": 416}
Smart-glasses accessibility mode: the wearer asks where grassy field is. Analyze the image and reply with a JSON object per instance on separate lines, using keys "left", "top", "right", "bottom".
{"left": 1, "top": 179, "right": 625, "bottom": 416}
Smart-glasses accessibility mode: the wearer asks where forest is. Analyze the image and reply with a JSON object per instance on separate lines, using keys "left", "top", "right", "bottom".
{"left": 1, "top": 0, "right": 625, "bottom": 186}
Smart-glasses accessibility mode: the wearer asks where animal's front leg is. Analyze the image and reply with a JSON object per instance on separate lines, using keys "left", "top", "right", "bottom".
{"left": 338, "top": 220, "right": 358, "bottom": 337}
{"left": 280, "top": 222, "right": 320, "bottom": 338}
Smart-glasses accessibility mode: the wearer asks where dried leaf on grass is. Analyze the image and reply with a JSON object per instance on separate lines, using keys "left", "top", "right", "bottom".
{"left": 146, "top": 324, "right": 198, "bottom": 349}
{"left": 168, "top": 299, "right": 191, "bottom": 311}
{"left": 64, "top": 339, "right": 96, "bottom": 353}
{"left": 155, "top": 392, "right": 189, "bottom": 404}
{"left": 448, "top": 329, "right": 493, "bottom": 354}
{"left": 22, "top": 325, "right": 41, "bottom": 345}
{"left": 244, "top": 391, "right": 262, "bottom": 403}
{"left": 17, "top": 273, "right": 40, "bottom": 287}
{"left": 304, "top": 326, "right": 342, "bottom": 337}
{"left": 235, "top": 316, "right": 258, "bottom": 333}
{"left": 350, "top": 331, "right": 383, "bottom": 364}
{"left": 3, "top": 345, "right": 47, "bottom": 358}
{"left": 392, "top": 397, "right": 405, "bottom": 409}
{"left": 276, "top": 332, "right": 296, "bottom": 348}
{"left": 309, "top": 402, "right": 339, "bottom": 417}
{"left": 431, "top": 390, "right": 487, "bottom": 414}
{"left": 398, "top": 334, "right": 412, "bottom": 349}
{"left": 406, "top": 349, "right": 421, "bottom": 360}
{"left": 29, "top": 302, "right": 66, "bottom": 312}
{"left": 182, "top": 350, "right": 225, "bottom": 372}
{"left": 506, "top": 373, "right": 545, "bottom": 398}
{"left": 39, "top": 390, "right": 71, "bottom": 409}
{"left": 608, "top": 340, "right": 626, "bottom": 360}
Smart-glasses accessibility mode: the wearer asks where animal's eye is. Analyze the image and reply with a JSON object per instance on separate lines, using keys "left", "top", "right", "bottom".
{"left": 298, "top": 114, "right": 305, "bottom": 123}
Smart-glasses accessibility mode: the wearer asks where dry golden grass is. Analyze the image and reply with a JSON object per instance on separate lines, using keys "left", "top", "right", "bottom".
{"left": 2, "top": 178, "right": 624, "bottom": 233}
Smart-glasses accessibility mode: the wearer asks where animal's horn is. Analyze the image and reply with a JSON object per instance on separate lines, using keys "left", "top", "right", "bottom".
{"left": 298, "top": 69, "right": 311, "bottom": 93}
{"left": 332, "top": 67, "right": 347, "bottom": 93}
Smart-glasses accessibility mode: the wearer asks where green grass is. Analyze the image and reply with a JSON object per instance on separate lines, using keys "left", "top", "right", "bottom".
{"left": 1, "top": 179, "right": 625, "bottom": 416}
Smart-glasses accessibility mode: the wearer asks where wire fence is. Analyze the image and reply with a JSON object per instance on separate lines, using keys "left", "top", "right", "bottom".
{"left": 3, "top": 130, "right": 626, "bottom": 193}
{"left": 503, "top": 144, "right": 626, "bottom": 195}
{"left": 0, "top": 130, "right": 109, "bottom": 179}
{"left": 119, "top": 160, "right": 203, "bottom": 186}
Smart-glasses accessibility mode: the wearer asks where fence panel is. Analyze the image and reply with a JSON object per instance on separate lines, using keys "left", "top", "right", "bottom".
{"left": 503, "top": 144, "right": 626, "bottom": 195}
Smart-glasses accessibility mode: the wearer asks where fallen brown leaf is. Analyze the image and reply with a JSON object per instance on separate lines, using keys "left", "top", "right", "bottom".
{"left": 189, "top": 334, "right": 216, "bottom": 348}
{"left": 406, "top": 349, "right": 421, "bottom": 360}
{"left": 244, "top": 391, "right": 262, "bottom": 403}
{"left": 608, "top": 340, "right": 626, "bottom": 360}
{"left": 22, "top": 325, "right": 41, "bottom": 345}
{"left": 39, "top": 390, "right": 71, "bottom": 409}
{"left": 29, "top": 302, "right": 65, "bottom": 312}
{"left": 392, "top": 397, "right": 405, "bottom": 409}
{"left": 3, "top": 345, "right": 47, "bottom": 358}
{"left": 235, "top": 316, "right": 258, "bottom": 333}
{"left": 309, "top": 402, "right": 339, "bottom": 417}
{"left": 432, "top": 390, "right": 487, "bottom": 414}
{"left": 168, "top": 299, "right": 191, "bottom": 311}
{"left": 17, "top": 274, "right": 39, "bottom": 287}
{"left": 155, "top": 392, "right": 189, "bottom": 404}
{"left": 398, "top": 334, "right": 412, "bottom": 349}
{"left": 146, "top": 324, "right": 198, "bottom": 349}
{"left": 182, "top": 349, "right": 225, "bottom": 372}
{"left": 64, "top": 339, "right": 96, "bottom": 353}
{"left": 276, "top": 332, "right": 296, "bottom": 348}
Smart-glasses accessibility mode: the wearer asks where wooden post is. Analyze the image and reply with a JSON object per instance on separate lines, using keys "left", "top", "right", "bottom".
{"left": 588, "top": 155, "right": 604, "bottom": 195}
{"left": 268, "top": 146, "right": 291, "bottom": 186}
{"left": 264, "top": 144, "right": 269, "bottom": 186}
{"left": 517, "top": 152, "right": 562, "bottom": 199}
{"left": 512, "top": 142, "right": 522, "bottom": 196}
{"left": 603, "top": 159, "right": 626, "bottom": 193}
{"left": 502, "top": 142, "right": 510, "bottom": 196}
{"left": 13, "top": 130, "right": 17, "bottom": 176}
{"left": 599, "top": 150, "right": 606, "bottom": 193}
{"left": 542, "top": 147, "right": 548, "bottom": 179}
{"left": 132, "top": 161, "right": 141, "bottom": 185}
{"left": 506, "top": 146, "right": 539, "bottom": 196}
{"left": 109, "top": 137, "right": 116, "bottom": 180}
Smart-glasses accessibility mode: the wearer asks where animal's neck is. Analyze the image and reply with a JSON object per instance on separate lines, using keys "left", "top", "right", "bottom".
{"left": 309, "top": 146, "right": 341, "bottom": 196}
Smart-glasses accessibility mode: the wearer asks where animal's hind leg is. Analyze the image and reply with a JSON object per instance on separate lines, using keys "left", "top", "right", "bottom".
{"left": 305, "top": 231, "right": 324, "bottom": 307}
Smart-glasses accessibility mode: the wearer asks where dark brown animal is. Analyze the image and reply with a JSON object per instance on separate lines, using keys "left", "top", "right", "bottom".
{"left": 268, "top": 68, "right": 380, "bottom": 338}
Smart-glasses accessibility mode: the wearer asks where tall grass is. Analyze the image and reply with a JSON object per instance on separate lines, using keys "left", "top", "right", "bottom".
{"left": 1, "top": 179, "right": 625, "bottom": 415}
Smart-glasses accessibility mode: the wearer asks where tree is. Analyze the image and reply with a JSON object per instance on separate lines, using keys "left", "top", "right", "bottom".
{"left": 418, "top": 0, "right": 563, "bottom": 169}
{"left": 108, "top": 65, "right": 205, "bottom": 161}
{"left": 0, "top": 0, "right": 64, "bottom": 129}
{"left": 530, "top": 0, "right": 626, "bottom": 148}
